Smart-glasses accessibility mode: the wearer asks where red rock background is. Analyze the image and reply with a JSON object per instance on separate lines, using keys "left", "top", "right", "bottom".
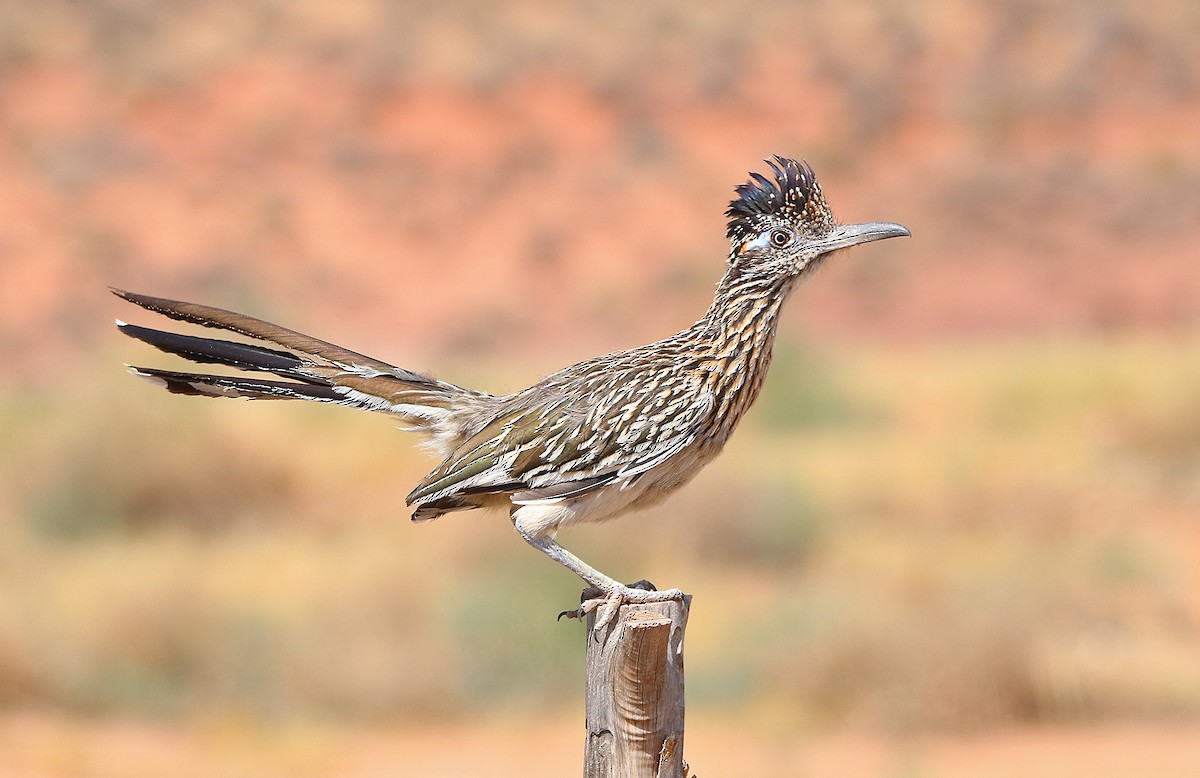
{"left": 2, "top": 1, "right": 1197, "bottom": 381}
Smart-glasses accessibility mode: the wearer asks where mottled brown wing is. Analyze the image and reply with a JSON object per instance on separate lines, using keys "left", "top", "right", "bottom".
{"left": 405, "top": 359, "right": 712, "bottom": 513}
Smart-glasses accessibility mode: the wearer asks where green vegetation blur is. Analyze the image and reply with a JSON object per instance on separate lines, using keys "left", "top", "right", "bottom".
{"left": 4, "top": 339, "right": 1198, "bottom": 731}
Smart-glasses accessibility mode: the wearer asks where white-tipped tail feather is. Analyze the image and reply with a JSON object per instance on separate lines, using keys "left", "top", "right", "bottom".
{"left": 114, "top": 289, "right": 494, "bottom": 451}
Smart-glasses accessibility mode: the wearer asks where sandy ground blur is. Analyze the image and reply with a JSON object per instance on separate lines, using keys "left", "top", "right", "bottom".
{"left": 0, "top": 714, "right": 1198, "bottom": 778}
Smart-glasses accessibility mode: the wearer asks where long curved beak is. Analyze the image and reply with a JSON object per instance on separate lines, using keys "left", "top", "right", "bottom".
{"left": 816, "top": 221, "right": 911, "bottom": 253}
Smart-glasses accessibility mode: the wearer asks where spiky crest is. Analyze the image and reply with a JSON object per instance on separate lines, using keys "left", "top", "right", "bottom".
{"left": 725, "top": 156, "right": 835, "bottom": 245}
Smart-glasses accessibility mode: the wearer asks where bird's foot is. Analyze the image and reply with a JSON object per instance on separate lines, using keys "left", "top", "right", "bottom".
{"left": 557, "top": 580, "right": 685, "bottom": 632}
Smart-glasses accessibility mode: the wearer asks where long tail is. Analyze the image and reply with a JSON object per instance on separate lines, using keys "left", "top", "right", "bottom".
{"left": 112, "top": 289, "right": 490, "bottom": 431}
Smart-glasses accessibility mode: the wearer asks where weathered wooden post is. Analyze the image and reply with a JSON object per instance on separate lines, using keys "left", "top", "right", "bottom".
{"left": 582, "top": 596, "right": 692, "bottom": 778}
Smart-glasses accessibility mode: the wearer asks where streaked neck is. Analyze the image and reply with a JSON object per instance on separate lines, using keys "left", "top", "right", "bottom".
{"left": 690, "top": 267, "right": 797, "bottom": 437}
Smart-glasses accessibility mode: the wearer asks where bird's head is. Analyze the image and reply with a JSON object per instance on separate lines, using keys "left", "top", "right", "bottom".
{"left": 725, "top": 156, "right": 910, "bottom": 277}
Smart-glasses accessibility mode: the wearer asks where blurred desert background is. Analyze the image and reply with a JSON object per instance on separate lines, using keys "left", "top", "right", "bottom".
{"left": 1, "top": 1, "right": 1199, "bottom": 776}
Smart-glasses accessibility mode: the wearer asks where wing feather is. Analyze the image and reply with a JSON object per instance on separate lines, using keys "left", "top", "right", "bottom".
{"left": 406, "top": 359, "right": 713, "bottom": 518}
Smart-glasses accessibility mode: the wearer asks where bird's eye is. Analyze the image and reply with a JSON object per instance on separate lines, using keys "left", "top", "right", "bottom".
{"left": 769, "top": 228, "right": 793, "bottom": 248}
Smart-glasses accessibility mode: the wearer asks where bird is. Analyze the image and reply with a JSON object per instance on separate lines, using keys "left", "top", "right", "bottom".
{"left": 113, "top": 156, "right": 909, "bottom": 628}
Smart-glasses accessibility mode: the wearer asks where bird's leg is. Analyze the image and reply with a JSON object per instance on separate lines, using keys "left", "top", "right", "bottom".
{"left": 511, "top": 518, "right": 683, "bottom": 631}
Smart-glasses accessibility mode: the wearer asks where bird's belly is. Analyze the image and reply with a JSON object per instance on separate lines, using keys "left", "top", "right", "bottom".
{"left": 627, "top": 454, "right": 712, "bottom": 510}
{"left": 515, "top": 445, "right": 720, "bottom": 536}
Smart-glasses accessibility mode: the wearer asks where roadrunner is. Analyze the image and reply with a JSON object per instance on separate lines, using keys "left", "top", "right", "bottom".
{"left": 114, "top": 157, "right": 909, "bottom": 626}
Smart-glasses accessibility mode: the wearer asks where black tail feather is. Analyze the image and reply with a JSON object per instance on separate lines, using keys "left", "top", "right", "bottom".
{"left": 128, "top": 366, "right": 344, "bottom": 402}
{"left": 114, "top": 288, "right": 491, "bottom": 417}
{"left": 110, "top": 287, "right": 415, "bottom": 380}
{"left": 116, "top": 321, "right": 326, "bottom": 383}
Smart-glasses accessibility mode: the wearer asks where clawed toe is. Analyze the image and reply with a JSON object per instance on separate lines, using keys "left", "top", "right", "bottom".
{"left": 557, "top": 583, "right": 685, "bottom": 630}
{"left": 557, "top": 585, "right": 604, "bottom": 621}
{"left": 556, "top": 590, "right": 609, "bottom": 622}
